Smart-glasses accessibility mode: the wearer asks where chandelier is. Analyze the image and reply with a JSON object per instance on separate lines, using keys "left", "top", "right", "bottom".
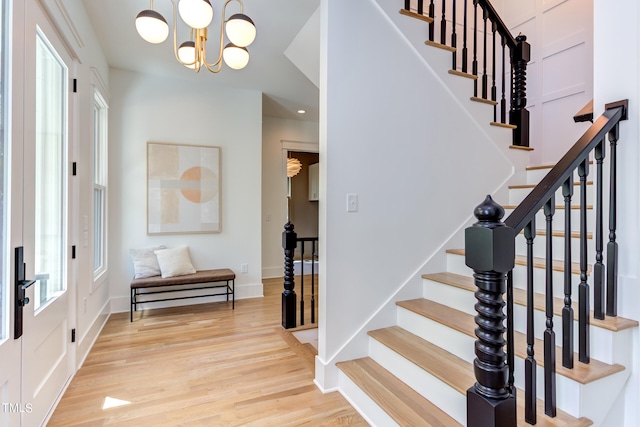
{"left": 135, "top": 0, "right": 256, "bottom": 73}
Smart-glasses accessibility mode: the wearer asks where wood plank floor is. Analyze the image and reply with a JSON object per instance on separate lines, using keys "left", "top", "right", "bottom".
{"left": 48, "top": 277, "right": 367, "bottom": 426}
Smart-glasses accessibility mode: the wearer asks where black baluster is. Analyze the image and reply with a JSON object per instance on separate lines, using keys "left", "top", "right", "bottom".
{"left": 282, "top": 222, "right": 297, "bottom": 329}
{"left": 441, "top": 0, "right": 447, "bottom": 45}
{"left": 472, "top": 0, "right": 478, "bottom": 96}
{"left": 562, "top": 176, "right": 574, "bottom": 369}
{"left": 578, "top": 160, "right": 590, "bottom": 363}
{"left": 452, "top": 0, "right": 457, "bottom": 69}
{"left": 482, "top": 7, "right": 488, "bottom": 99}
{"left": 506, "top": 270, "right": 515, "bottom": 395}
{"left": 491, "top": 21, "right": 497, "bottom": 121}
{"left": 311, "top": 240, "right": 316, "bottom": 324}
{"left": 462, "top": 0, "right": 468, "bottom": 73}
{"left": 525, "top": 219, "right": 537, "bottom": 424}
{"left": 300, "top": 240, "right": 305, "bottom": 326}
{"left": 418, "top": 0, "right": 424, "bottom": 16}
{"left": 607, "top": 124, "right": 619, "bottom": 317}
{"left": 500, "top": 36, "right": 507, "bottom": 123}
{"left": 404, "top": 0, "right": 410, "bottom": 11}
{"left": 429, "top": 0, "right": 435, "bottom": 42}
{"left": 594, "top": 140, "right": 606, "bottom": 320}
{"left": 510, "top": 34, "right": 531, "bottom": 147}
{"left": 465, "top": 196, "right": 516, "bottom": 427}
{"left": 544, "top": 199, "right": 557, "bottom": 417}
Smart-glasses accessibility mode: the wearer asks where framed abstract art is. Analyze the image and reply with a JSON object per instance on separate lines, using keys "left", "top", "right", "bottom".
{"left": 147, "top": 142, "right": 221, "bottom": 234}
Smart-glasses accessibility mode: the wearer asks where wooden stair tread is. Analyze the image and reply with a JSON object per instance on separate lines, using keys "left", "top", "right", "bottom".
{"left": 337, "top": 357, "right": 462, "bottom": 427}
{"left": 396, "top": 299, "right": 626, "bottom": 384}
{"left": 526, "top": 162, "right": 592, "bottom": 172}
{"left": 470, "top": 96, "right": 498, "bottom": 106}
{"left": 369, "top": 326, "right": 473, "bottom": 394}
{"left": 509, "top": 145, "right": 535, "bottom": 151}
{"left": 518, "top": 229, "right": 593, "bottom": 239}
{"left": 448, "top": 69, "right": 477, "bottom": 80}
{"left": 425, "top": 40, "right": 456, "bottom": 52}
{"left": 367, "top": 326, "right": 592, "bottom": 426}
{"left": 504, "top": 205, "right": 594, "bottom": 210}
{"left": 509, "top": 181, "right": 593, "bottom": 189}
{"left": 399, "top": 9, "right": 434, "bottom": 23}
{"left": 422, "top": 272, "right": 638, "bottom": 332}
{"left": 446, "top": 248, "right": 590, "bottom": 275}
{"left": 491, "top": 121, "right": 517, "bottom": 129}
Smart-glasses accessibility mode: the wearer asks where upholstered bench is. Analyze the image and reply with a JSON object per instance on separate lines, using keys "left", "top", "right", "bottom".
{"left": 130, "top": 268, "right": 235, "bottom": 321}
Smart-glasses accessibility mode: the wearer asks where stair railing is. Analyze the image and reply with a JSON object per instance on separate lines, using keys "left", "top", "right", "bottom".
{"left": 464, "top": 100, "right": 628, "bottom": 426}
{"left": 401, "top": 0, "right": 531, "bottom": 146}
{"left": 281, "top": 221, "right": 319, "bottom": 329}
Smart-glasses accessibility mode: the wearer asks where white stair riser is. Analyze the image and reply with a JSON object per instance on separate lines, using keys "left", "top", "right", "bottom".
{"left": 338, "top": 371, "right": 400, "bottom": 427}
{"left": 509, "top": 186, "right": 594, "bottom": 206}
{"left": 422, "top": 277, "right": 624, "bottom": 364}
{"left": 368, "top": 338, "right": 467, "bottom": 425}
{"left": 397, "top": 307, "right": 476, "bottom": 362}
{"left": 392, "top": 308, "right": 594, "bottom": 418}
{"left": 505, "top": 208, "right": 596, "bottom": 234}
{"left": 515, "top": 232, "right": 594, "bottom": 261}
{"left": 447, "top": 252, "right": 593, "bottom": 300}
{"left": 446, "top": 251, "right": 608, "bottom": 303}
{"left": 526, "top": 167, "right": 553, "bottom": 184}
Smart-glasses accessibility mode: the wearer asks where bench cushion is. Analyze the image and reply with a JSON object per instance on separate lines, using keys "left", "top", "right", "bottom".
{"left": 131, "top": 268, "right": 235, "bottom": 289}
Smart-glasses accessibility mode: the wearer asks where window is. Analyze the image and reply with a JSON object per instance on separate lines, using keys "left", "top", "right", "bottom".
{"left": 93, "top": 91, "right": 108, "bottom": 277}
{"left": 34, "top": 29, "right": 67, "bottom": 309}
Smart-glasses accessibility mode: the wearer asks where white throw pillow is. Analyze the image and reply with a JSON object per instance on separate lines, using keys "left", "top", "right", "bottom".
{"left": 154, "top": 246, "right": 196, "bottom": 278}
{"left": 130, "top": 245, "right": 166, "bottom": 279}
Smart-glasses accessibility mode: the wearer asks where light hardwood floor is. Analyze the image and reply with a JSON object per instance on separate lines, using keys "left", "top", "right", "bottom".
{"left": 48, "top": 277, "right": 367, "bottom": 426}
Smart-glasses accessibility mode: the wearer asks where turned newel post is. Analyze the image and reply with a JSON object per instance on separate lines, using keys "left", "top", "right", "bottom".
{"left": 510, "top": 33, "right": 530, "bottom": 147}
{"left": 465, "top": 196, "right": 516, "bottom": 427}
{"left": 282, "top": 221, "right": 297, "bottom": 329}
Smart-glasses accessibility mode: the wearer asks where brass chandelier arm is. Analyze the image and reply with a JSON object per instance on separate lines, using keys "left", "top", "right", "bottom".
{"left": 201, "top": 0, "right": 245, "bottom": 72}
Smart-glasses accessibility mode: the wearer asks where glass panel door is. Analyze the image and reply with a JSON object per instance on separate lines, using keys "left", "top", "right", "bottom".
{"left": 34, "top": 29, "right": 66, "bottom": 310}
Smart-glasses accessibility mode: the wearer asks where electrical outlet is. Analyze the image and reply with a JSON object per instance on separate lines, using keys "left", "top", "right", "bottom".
{"left": 240, "top": 263, "right": 248, "bottom": 273}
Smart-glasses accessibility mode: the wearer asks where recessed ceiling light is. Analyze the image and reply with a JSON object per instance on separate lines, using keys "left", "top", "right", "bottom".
{"left": 297, "top": 109, "right": 306, "bottom": 114}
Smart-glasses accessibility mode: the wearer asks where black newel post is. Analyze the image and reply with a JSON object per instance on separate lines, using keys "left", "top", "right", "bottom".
{"left": 282, "top": 221, "right": 297, "bottom": 329}
{"left": 510, "top": 34, "right": 530, "bottom": 147}
{"left": 465, "top": 196, "right": 516, "bottom": 427}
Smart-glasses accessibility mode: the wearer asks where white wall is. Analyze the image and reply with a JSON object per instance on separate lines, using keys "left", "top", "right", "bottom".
{"left": 262, "top": 116, "right": 319, "bottom": 278}
{"left": 108, "top": 69, "right": 264, "bottom": 312}
{"left": 594, "top": 1, "right": 640, "bottom": 426}
{"left": 496, "top": 0, "right": 594, "bottom": 166}
{"left": 316, "top": 0, "right": 514, "bottom": 390}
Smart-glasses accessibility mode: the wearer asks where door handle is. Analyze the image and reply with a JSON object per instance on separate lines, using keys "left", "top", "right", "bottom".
{"left": 18, "top": 279, "right": 36, "bottom": 306}
{"left": 14, "top": 247, "right": 36, "bottom": 339}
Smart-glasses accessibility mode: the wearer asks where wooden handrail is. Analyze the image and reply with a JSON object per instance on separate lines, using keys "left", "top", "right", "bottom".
{"left": 573, "top": 99, "right": 594, "bottom": 123}
{"left": 505, "top": 101, "right": 626, "bottom": 233}
{"left": 475, "top": 0, "right": 516, "bottom": 48}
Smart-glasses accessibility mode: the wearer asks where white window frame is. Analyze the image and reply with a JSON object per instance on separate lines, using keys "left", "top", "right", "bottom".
{"left": 92, "top": 86, "right": 108, "bottom": 283}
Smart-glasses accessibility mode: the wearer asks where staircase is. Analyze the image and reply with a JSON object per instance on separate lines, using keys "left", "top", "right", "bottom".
{"left": 337, "top": 163, "right": 638, "bottom": 426}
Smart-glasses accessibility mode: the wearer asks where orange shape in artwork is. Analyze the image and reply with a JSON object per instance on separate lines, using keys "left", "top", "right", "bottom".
{"left": 180, "top": 166, "right": 218, "bottom": 203}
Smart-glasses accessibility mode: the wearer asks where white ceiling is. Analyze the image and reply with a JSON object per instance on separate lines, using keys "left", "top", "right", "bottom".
{"left": 81, "top": 0, "right": 320, "bottom": 122}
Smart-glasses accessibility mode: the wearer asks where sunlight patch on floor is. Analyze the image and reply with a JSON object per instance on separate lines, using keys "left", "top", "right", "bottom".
{"left": 102, "top": 397, "right": 131, "bottom": 409}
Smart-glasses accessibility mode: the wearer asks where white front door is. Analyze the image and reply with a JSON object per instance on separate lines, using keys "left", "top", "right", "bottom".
{"left": 0, "top": 1, "right": 21, "bottom": 424}
{"left": 7, "top": 0, "right": 75, "bottom": 425}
